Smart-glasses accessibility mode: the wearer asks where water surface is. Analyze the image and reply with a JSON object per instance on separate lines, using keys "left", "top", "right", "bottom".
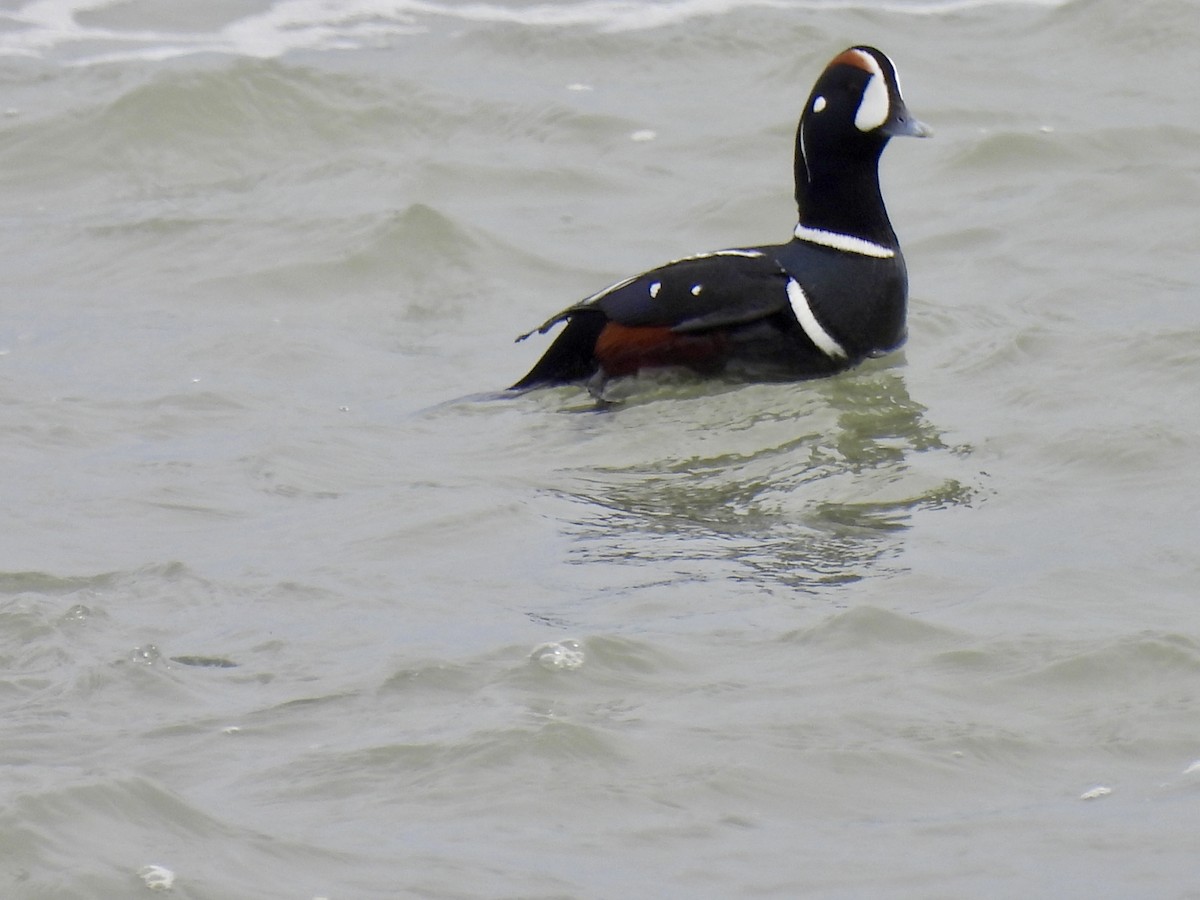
{"left": 2, "top": 0, "right": 1200, "bottom": 897}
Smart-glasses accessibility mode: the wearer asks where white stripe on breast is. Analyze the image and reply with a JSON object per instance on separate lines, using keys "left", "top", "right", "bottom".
{"left": 785, "top": 278, "right": 848, "bottom": 361}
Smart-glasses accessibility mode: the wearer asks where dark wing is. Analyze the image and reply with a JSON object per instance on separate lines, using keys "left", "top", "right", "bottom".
{"left": 517, "top": 249, "right": 791, "bottom": 340}
{"left": 511, "top": 248, "right": 801, "bottom": 389}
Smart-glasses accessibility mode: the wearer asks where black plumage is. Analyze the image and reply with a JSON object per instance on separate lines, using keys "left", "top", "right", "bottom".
{"left": 512, "top": 46, "right": 929, "bottom": 395}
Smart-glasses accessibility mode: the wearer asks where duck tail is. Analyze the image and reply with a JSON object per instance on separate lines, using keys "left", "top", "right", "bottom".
{"left": 510, "top": 312, "right": 607, "bottom": 389}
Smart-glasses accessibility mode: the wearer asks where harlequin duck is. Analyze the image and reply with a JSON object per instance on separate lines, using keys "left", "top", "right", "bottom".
{"left": 510, "top": 46, "right": 930, "bottom": 397}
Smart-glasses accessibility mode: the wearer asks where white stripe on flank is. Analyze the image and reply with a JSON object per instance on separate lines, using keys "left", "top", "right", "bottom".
{"left": 786, "top": 278, "right": 847, "bottom": 361}
{"left": 793, "top": 223, "right": 895, "bottom": 259}
{"left": 664, "top": 248, "right": 765, "bottom": 265}
{"left": 580, "top": 273, "right": 638, "bottom": 305}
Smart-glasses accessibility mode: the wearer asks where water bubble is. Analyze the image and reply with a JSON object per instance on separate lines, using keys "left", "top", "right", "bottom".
{"left": 1079, "top": 785, "right": 1111, "bottom": 801}
{"left": 137, "top": 864, "right": 175, "bottom": 890}
{"left": 530, "top": 640, "right": 584, "bottom": 671}
{"left": 129, "top": 644, "right": 163, "bottom": 665}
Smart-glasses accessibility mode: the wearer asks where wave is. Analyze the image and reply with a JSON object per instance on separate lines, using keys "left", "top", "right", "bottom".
{"left": 1, "top": 0, "right": 1077, "bottom": 64}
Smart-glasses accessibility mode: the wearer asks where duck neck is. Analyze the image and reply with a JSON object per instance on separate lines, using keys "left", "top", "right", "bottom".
{"left": 793, "top": 139, "right": 897, "bottom": 248}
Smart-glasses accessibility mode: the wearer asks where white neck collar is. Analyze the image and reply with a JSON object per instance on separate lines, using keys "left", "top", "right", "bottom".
{"left": 793, "top": 223, "right": 895, "bottom": 259}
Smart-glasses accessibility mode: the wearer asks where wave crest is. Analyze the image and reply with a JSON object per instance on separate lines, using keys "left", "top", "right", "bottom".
{"left": 1, "top": 0, "right": 1076, "bottom": 64}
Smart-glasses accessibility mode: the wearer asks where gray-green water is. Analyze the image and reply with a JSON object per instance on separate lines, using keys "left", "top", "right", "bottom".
{"left": 3, "top": 1, "right": 1199, "bottom": 897}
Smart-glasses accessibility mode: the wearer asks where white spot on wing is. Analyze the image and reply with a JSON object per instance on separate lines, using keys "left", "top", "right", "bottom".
{"left": 785, "top": 278, "right": 847, "bottom": 361}
{"left": 793, "top": 223, "right": 894, "bottom": 258}
{"left": 577, "top": 249, "right": 764, "bottom": 309}
{"left": 649, "top": 281, "right": 661, "bottom": 298}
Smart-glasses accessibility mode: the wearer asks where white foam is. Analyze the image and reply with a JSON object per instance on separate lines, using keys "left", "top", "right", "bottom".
{"left": 402, "top": 0, "right": 1076, "bottom": 30}
{"left": 530, "top": 640, "right": 585, "bottom": 670}
{"left": 137, "top": 864, "right": 176, "bottom": 891}
{"left": 0, "top": 0, "right": 1080, "bottom": 64}
{"left": 0, "top": 0, "right": 425, "bottom": 63}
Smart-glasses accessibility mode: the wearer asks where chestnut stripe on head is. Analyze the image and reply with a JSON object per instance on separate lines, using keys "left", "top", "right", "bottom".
{"left": 829, "top": 48, "right": 883, "bottom": 75}
{"left": 828, "top": 48, "right": 891, "bottom": 133}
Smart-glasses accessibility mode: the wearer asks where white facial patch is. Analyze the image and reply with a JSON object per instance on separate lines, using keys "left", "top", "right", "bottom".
{"left": 691, "top": 284, "right": 703, "bottom": 296}
{"left": 854, "top": 73, "right": 890, "bottom": 132}
{"left": 812, "top": 95, "right": 826, "bottom": 113}
{"left": 842, "top": 48, "right": 890, "bottom": 133}
{"left": 649, "top": 281, "right": 661, "bottom": 298}
{"left": 785, "top": 278, "right": 847, "bottom": 361}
